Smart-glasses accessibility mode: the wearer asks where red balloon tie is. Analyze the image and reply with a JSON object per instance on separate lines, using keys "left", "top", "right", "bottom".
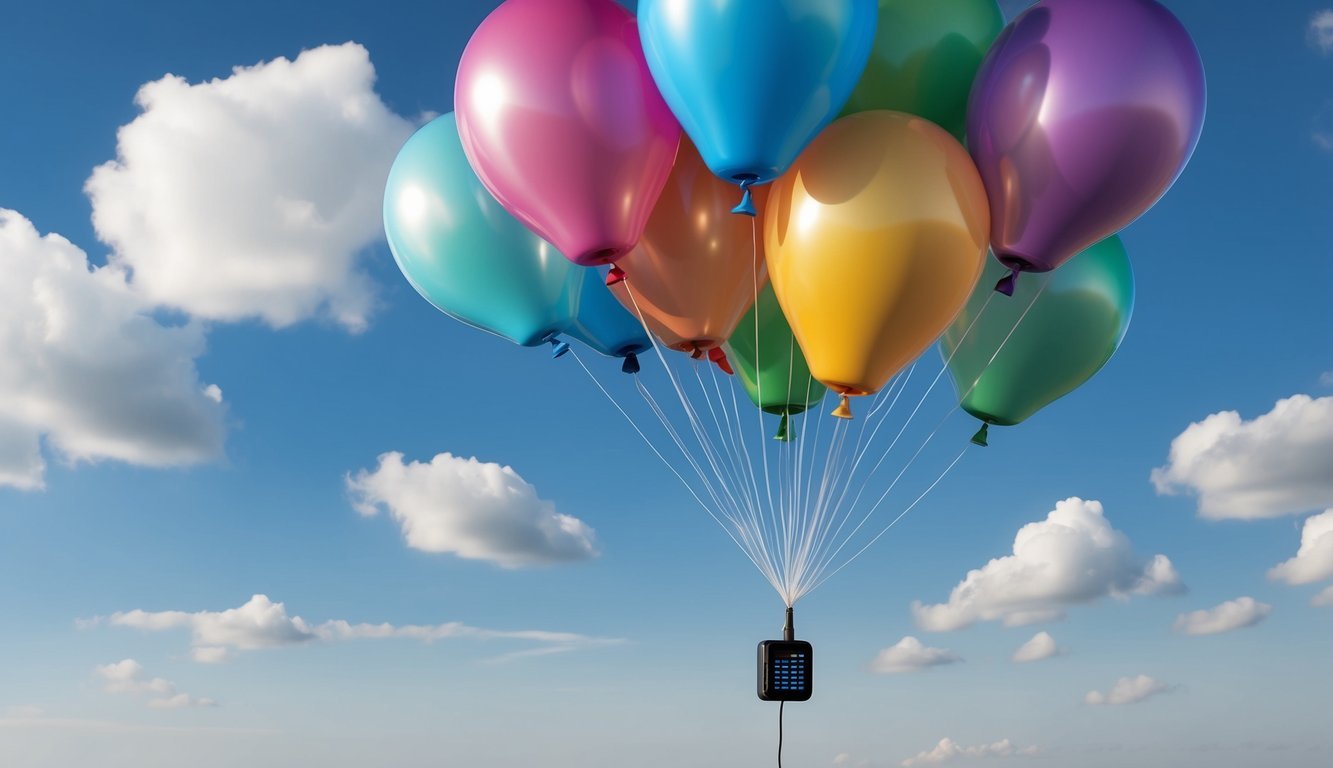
{"left": 606, "top": 265, "right": 627, "bottom": 286}
{"left": 708, "top": 347, "right": 734, "bottom": 375}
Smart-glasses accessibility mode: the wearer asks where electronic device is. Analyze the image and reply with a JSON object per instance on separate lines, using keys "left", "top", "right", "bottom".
{"left": 758, "top": 607, "right": 813, "bottom": 701}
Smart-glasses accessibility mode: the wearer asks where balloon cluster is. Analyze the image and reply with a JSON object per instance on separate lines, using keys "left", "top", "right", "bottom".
{"left": 384, "top": 0, "right": 1204, "bottom": 442}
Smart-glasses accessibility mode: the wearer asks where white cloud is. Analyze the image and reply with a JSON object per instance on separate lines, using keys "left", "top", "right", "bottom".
{"left": 87, "top": 43, "right": 414, "bottom": 331}
{"left": 1311, "top": 10, "right": 1333, "bottom": 54}
{"left": 1011, "top": 631, "right": 1062, "bottom": 663}
{"left": 1084, "top": 675, "right": 1174, "bottom": 706}
{"left": 90, "top": 594, "right": 621, "bottom": 661}
{"left": 4, "top": 705, "right": 44, "bottom": 718}
{"left": 1173, "top": 597, "right": 1272, "bottom": 636}
{"left": 0, "top": 211, "right": 225, "bottom": 489}
{"left": 1268, "top": 510, "right": 1333, "bottom": 585}
{"left": 901, "top": 738, "right": 1039, "bottom": 767}
{"left": 1151, "top": 396, "right": 1333, "bottom": 520}
{"left": 1322, "top": 371, "right": 1333, "bottom": 387}
{"left": 870, "top": 637, "right": 962, "bottom": 674}
{"left": 1313, "top": 585, "right": 1333, "bottom": 607}
{"left": 912, "top": 498, "right": 1182, "bottom": 631}
{"left": 95, "top": 659, "right": 215, "bottom": 709}
{"left": 347, "top": 452, "right": 599, "bottom": 568}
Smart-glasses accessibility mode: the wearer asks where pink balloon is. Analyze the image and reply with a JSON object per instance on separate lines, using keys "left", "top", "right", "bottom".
{"left": 455, "top": 0, "right": 681, "bottom": 267}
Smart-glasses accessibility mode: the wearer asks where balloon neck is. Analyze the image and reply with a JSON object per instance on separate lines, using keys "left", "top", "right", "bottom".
{"left": 774, "top": 412, "right": 792, "bottom": 442}
{"left": 606, "top": 265, "right": 627, "bottom": 286}
{"left": 731, "top": 177, "right": 758, "bottom": 217}
{"left": 970, "top": 422, "right": 990, "bottom": 447}
{"left": 621, "top": 352, "right": 640, "bottom": 375}
{"left": 831, "top": 394, "right": 854, "bottom": 420}
{"left": 549, "top": 337, "right": 571, "bottom": 359}
{"left": 994, "top": 267, "right": 1019, "bottom": 297}
{"left": 708, "top": 347, "right": 734, "bottom": 375}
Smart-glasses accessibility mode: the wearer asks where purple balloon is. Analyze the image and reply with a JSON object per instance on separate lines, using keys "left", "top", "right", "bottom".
{"left": 967, "top": 0, "right": 1205, "bottom": 291}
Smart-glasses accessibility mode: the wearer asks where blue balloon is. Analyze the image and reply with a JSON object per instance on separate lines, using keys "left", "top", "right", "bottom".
{"left": 384, "top": 113, "right": 582, "bottom": 347}
{"left": 638, "top": 0, "right": 877, "bottom": 186}
{"left": 565, "top": 268, "right": 652, "bottom": 373}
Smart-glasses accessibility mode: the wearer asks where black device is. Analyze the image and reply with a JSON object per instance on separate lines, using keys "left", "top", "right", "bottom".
{"left": 758, "top": 607, "right": 812, "bottom": 701}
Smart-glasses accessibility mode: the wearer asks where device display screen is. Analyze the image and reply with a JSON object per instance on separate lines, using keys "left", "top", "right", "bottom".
{"left": 758, "top": 640, "right": 813, "bottom": 701}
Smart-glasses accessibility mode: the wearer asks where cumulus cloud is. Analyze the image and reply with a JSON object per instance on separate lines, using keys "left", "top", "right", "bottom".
{"left": 87, "top": 43, "right": 414, "bottom": 331}
{"left": 1173, "top": 597, "right": 1272, "bottom": 636}
{"left": 0, "top": 211, "right": 225, "bottom": 489}
{"left": 1311, "top": 10, "right": 1333, "bottom": 54}
{"left": 95, "top": 659, "right": 216, "bottom": 709}
{"left": 870, "top": 637, "right": 962, "bottom": 674}
{"left": 347, "top": 452, "right": 599, "bottom": 568}
{"left": 1268, "top": 510, "right": 1333, "bottom": 585}
{"left": 1084, "top": 675, "right": 1174, "bottom": 706}
{"left": 912, "top": 498, "right": 1182, "bottom": 632}
{"left": 1151, "top": 396, "right": 1333, "bottom": 520}
{"left": 89, "top": 594, "right": 621, "bottom": 661}
{"left": 901, "top": 738, "right": 1039, "bottom": 767}
{"left": 1011, "top": 632, "right": 1062, "bottom": 663}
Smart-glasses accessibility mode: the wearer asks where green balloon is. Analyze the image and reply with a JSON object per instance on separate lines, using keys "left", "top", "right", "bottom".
{"left": 840, "top": 0, "right": 1004, "bottom": 139}
{"left": 942, "top": 237, "right": 1135, "bottom": 437}
{"left": 725, "top": 284, "right": 826, "bottom": 440}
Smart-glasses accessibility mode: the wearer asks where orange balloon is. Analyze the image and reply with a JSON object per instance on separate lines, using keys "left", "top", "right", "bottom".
{"left": 610, "top": 140, "right": 767, "bottom": 354}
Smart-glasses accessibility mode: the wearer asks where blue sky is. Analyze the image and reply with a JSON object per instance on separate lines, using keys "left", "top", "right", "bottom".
{"left": 0, "top": 1, "right": 1331, "bottom": 767}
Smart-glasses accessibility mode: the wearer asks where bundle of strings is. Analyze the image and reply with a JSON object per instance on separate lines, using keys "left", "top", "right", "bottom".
{"left": 572, "top": 251, "right": 1047, "bottom": 607}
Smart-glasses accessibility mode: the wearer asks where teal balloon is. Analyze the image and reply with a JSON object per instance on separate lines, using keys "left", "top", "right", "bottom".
{"left": 638, "top": 0, "right": 878, "bottom": 185}
{"left": 942, "top": 236, "right": 1134, "bottom": 430}
{"left": 566, "top": 268, "right": 651, "bottom": 360}
{"left": 383, "top": 113, "right": 582, "bottom": 347}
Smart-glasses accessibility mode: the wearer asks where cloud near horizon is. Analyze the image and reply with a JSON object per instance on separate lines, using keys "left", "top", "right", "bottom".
{"left": 1173, "top": 597, "right": 1272, "bottom": 636}
{"left": 95, "top": 659, "right": 216, "bottom": 709}
{"left": 870, "top": 637, "right": 962, "bottom": 674}
{"left": 86, "top": 594, "right": 622, "bottom": 662}
{"left": 900, "top": 737, "right": 1039, "bottom": 767}
{"left": 912, "top": 498, "right": 1182, "bottom": 631}
{"left": 1085, "top": 675, "right": 1174, "bottom": 706}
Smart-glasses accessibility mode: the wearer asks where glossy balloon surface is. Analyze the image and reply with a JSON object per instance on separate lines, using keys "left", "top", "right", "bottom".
{"left": 456, "top": 0, "right": 681, "bottom": 266}
{"left": 942, "top": 236, "right": 1134, "bottom": 426}
{"left": 967, "top": 0, "right": 1206, "bottom": 274}
{"left": 566, "top": 268, "right": 652, "bottom": 359}
{"left": 611, "top": 141, "right": 766, "bottom": 353}
{"left": 725, "top": 283, "right": 826, "bottom": 416}
{"left": 638, "top": 0, "right": 877, "bottom": 185}
{"left": 766, "top": 111, "right": 990, "bottom": 399}
{"left": 383, "top": 114, "right": 581, "bottom": 347}
{"left": 842, "top": 0, "right": 1003, "bottom": 140}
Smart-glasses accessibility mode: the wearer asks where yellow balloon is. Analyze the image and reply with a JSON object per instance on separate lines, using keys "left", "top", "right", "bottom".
{"left": 765, "top": 111, "right": 990, "bottom": 419}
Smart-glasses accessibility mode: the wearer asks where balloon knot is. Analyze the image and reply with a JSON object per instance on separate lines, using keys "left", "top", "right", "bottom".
{"left": 970, "top": 422, "right": 990, "bottom": 447}
{"left": 690, "top": 346, "right": 705, "bottom": 360}
{"left": 549, "top": 338, "right": 571, "bottom": 359}
{"left": 708, "top": 347, "right": 734, "bottom": 375}
{"left": 774, "top": 412, "right": 792, "bottom": 442}
{"left": 831, "top": 394, "right": 854, "bottom": 420}
{"left": 994, "top": 267, "right": 1019, "bottom": 296}
{"left": 606, "top": 265, "right": 627, "bottom": 286}
{"left": 731, "top": 178, "right": 757, "bottom": 217}
{"left": 621, "top": 352, "right": 641, "bottom": 375}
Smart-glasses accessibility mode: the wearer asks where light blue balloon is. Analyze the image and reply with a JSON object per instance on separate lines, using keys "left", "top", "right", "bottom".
{"left": 565, "top": 268, "right": 652, "bottom": 368}
{"left": 383, "top": 113, "right": 582, "bottom": 347}
{"left": 638, "top": 0, "right": 878, "bottom": 186}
